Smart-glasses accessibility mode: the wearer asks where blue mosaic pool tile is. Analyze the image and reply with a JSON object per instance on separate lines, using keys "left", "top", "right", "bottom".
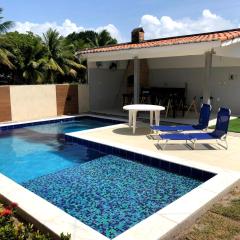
{"left": 202, "top": 171, "right": 215, "bottom": 180}
{"left": 180, "top": 165, "right": 192, "bottom": 177}
{"left": 134, "top": 153, "right": 143, "bottom": 163}
{"left": 23, "top": 155, "right": 203, "bottom": 239}
{"left": 150, "top": 157, "right": 158, "bottom": 168}
{"left": 169, "top": 162, "right": 181, "bottom": 174}
{"left": 112, "top": 147, "right": 119, "bottom": 156}
{"left": 161, "top": 160, "right": 170, "bottom": 171}
{"left": 127, "top": 151, "right": 135, "bottom": 161}
{"left": 65, "top": 135, "right": 216, "bottom": 182}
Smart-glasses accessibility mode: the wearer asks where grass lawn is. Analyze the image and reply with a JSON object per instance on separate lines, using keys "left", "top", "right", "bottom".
{"left": 228, "top": 118, "right": 240, "bottom": 133}
{"left": 210, "top": 117, "right": 240, "bottom": 133}
{"left": 175, "top": 185, "right": 240, "bottom": 240}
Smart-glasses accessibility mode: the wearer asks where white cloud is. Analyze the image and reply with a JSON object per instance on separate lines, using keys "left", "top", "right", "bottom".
{"left": 140, "top": 9, "right": 237, "bottom": 39}
{"left": 11, "top": 19, "right": 123, "bottom": 42}
{"left": 10, "top": 10, "right": 239, "bottom": 43}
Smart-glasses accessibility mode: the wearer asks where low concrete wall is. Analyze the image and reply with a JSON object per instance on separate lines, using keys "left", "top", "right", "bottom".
{"left": 56, "top": 84, "right": 79, "bottom": 116}
{"left": 0, "top": 84, "right": 90, "bottom": 123}
{"left": 0, "top": 86, "right": 12, "bottom": 122}
{"left": 10, "top": 85, "right": 57, "bottom": 122}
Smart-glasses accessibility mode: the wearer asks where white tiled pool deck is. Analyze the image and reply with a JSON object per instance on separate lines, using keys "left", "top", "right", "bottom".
{"left": 0, "top": 114, "right": 240, "bottom": 240}
{"left": 69, "top": 121, "right": 240, "bottom": 172}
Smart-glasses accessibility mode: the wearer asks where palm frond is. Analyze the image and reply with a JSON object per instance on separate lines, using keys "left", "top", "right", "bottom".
{"left": 64, "top": 59, "right": 86, "bottom": 69}
{"left": 0, "top": 21, "right": 14, "bottom": 32}
{"left": 68, "top": 69, "right": 77, "bottom": 78}
{"left": 0, "top": 48, "right": 15, "bottom": 69}
{"left": 47, "top": 58, "right": 65, "bottom": 75}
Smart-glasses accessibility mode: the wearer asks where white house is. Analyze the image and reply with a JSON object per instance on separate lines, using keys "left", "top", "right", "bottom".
{"left": 77, "top": 28, "right": 240, "bottom": 115}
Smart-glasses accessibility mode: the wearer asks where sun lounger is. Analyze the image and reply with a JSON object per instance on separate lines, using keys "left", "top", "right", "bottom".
{"left": 158, "top": 107, "right": 231, "bottom": 150}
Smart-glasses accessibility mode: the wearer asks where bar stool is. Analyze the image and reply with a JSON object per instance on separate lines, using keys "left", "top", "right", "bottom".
{"left": 186, "top": 96, "right": 199, "bottom": 117}
{"left": 165, "top": 95, "right": 174, "bottom": 118}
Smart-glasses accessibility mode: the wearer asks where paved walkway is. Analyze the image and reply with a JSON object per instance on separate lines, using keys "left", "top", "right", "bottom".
{"left": 74, "top": 122, "right": 240, "bottom": 172}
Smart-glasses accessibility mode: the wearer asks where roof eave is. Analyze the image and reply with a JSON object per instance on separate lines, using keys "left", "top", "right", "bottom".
{"left": 78, "top": 41, "right": 221, "bottom": 62}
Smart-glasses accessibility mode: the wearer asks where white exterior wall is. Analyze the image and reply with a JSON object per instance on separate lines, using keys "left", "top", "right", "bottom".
{"left": 149, "top": 68, "right": 203, "bottom": 106}
{"left": 209, "top": 67, "right": 240, "bottom": 114}
{"left": 78, "top": 85, "right": 90, "bottom": 113}
{"left": 148, "top": 55, "right": 240, "bottom": 114}
{"left": 89, "top": 61, "right": 127, "bottom": 111}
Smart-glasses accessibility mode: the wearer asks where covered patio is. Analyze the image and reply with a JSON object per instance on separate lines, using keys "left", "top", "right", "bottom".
{"left": 78, "top": 28, "right": 240, "bottom": 124}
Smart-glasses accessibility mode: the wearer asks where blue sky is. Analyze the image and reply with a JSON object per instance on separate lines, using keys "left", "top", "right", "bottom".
{"left": 1, "top": 0, "right": 240, "bottom": 41}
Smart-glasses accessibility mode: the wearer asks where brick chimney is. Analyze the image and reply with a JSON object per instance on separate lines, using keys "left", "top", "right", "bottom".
{"left": 131, "top": 27, "right": 144, "bottom": 43}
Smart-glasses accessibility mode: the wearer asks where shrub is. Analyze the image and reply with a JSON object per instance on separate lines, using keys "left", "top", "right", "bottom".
{"left": 0, "top": 202, "right": 71, "bottom": 240}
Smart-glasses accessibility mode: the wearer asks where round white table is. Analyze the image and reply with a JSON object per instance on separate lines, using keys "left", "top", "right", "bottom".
{"left": 123, "top": 104, "right": 165, "bottom": 134}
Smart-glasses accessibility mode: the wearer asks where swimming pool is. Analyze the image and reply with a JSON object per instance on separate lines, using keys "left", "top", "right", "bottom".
{"left": 0, "top": 116, "right": 214, "bottom": 239}
{"left": 0, "top": 117, "right": 119, "bottom": 183}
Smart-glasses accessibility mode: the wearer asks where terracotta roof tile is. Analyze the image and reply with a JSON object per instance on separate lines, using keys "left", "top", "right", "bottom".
{"left": 78, "top": 28, "right": 240, "bottom": 55}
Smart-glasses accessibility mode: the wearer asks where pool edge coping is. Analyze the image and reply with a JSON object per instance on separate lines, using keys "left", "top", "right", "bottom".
{"left": 0, "top": 173, "right": 109, "bottom": 240}
{"left": 0, "top": 114, "right": 239, "bottom": 240}
{"left": 0, "top": 113, "right": 128, "bottom": 128}
{"left": 112, "top": 173, "right": 240, "bottom": 240}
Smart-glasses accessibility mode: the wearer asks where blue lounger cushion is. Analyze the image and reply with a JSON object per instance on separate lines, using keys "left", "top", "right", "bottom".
{"left": 151, "top": 103, "right": 212, "bottom": 132}
{"left": 160, "top": 132, "right": 218, "bottom": 141}
{"left": 151, "top": 124, "right": 205, "bottom": 132}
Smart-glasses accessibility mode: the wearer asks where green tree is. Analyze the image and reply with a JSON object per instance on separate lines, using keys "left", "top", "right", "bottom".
{"left": 87, "top": 30, "right": 117, "bottom": 47}
{"left": 43, "top": 28, "right": 85, "bottom": 83}
{"left": 4, "top": 32, "right": 47, "bottom": 84}
{"left": 66, "top": 30, "right": 97, "bottom": 46}
{"left": 0, "top": 17, "right": 117, "bottom": 85}
{"left": 65, "top": 30, "right": 117, "bottom": 49}
{"left": 64, "top": 34, "right": 90, "bottom": 52}
{"left": 21, "top": 39, "right": 47, "bottom": 84}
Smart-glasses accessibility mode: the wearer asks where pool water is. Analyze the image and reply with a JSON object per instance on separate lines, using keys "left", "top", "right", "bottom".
{"left": 0, "top": 117, "right": 204, "bottom": 239}
{"left": 0, "top": 117, "right": 111, "bottom": 183}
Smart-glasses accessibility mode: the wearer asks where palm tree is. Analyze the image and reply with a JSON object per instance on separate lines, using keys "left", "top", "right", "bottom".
{"left": 64, "top": 32, "right": 91, "bottom": 51}
{"left": 43, "top": 28, "right": 85, "bottom": 82}
{"left": 0, "top": 38, "right": 15, "bottom": 69}
{"left": 87, "top": 30, "right": 117, "bottom": 47}
{"left": 0, "top": 8, "right": 14, "bottom": 33}
{"left": 21, "top": 40, "right": 47, "bottom": 84}
{"left": 0, "top": 8, "right": 15, "bottom": 69}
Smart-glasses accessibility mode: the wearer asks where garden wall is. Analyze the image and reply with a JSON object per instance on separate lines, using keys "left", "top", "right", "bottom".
{"left": 10, "top": 85, "right": 57, "bottom": 122}
{"left": 0, "top": 84, "right": 89, "bottom": 123}
{"left": 0, "top": 86, "right": 12, "bottom": 122}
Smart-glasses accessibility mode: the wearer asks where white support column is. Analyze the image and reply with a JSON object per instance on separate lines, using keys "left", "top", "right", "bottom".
{"left": 134, "top": 57, "right": 140, "bottom": 104}
{"left": 87, "top": 60, "right": 92, "bottom": 110}
{"left": 203, "top": 51, "right": 213, "bottom": 104}
{"left": 87, "top": 60, "right": 90, "bottom": 84}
